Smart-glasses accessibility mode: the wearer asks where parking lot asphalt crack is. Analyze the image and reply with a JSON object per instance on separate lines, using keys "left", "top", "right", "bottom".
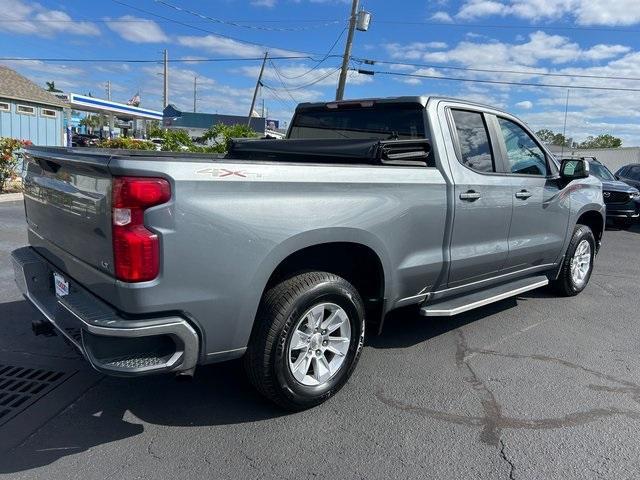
{"left": 499, "top": 439, "right": 516, "bottom": 480}
{"left": 147, "top": 438, "right": 163, "bottom": 460}
{"left": 375, "top": 330, "right": 640, "bottom": 448}
{"left": 455, "top": 331, "right": 503, "bottom": 446}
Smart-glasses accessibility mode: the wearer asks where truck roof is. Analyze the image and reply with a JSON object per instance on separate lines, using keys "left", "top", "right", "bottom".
{"left": 294, "top": 95, "right": 510, "bottom": 115}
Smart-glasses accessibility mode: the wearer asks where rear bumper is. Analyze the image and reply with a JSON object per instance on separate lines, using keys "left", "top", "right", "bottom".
{"left": 11, "top": 246, "right": 199, "bottom": 377}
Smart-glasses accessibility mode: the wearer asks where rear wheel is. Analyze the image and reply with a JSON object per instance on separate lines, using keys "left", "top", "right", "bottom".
{"left": 552, "top": 224, "right": 595, "bottom": 296}
{"left": 244, "top": 272, "right": 365, "bottom": 410}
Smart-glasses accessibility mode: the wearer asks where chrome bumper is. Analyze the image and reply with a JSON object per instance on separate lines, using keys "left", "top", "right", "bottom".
{"left": 11, "top": 247, "right": 199, "bottom": 377}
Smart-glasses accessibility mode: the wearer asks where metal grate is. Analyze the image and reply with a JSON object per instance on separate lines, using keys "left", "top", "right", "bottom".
{"left": 0, "top": 364, "right": 71, "bottom": 427}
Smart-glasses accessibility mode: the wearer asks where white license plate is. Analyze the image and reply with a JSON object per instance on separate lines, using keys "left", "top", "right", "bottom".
{"left": 53, "top": 272, "right": 69, "bottom": 297}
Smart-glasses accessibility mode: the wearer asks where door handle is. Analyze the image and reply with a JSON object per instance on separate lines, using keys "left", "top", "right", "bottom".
{"left": 459, "top": 190, "right": 481, "bottom": 201}
{"left": 515, "top": 190, "right": 532, "bottom": 199}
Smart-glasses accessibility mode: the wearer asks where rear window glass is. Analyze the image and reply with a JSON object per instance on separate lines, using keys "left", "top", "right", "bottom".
{"left": 451, "top": 109, "right": 495, "bottom": 173}
{"left": 288, "top": 104, "right": 426, "bottom": 140}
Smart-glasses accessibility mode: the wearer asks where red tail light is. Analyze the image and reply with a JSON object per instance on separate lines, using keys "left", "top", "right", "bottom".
{"left": 112, "top": 177, "right": 171, "bottom": 282}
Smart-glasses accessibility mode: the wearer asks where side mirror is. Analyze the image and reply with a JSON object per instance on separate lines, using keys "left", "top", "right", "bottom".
{"left": 560, "top": 158, "right": 589, "bottom": 180}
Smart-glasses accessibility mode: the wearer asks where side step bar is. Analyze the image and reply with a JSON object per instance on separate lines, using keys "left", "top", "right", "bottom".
{"left": 420, "top": 275, "right": 549, "bottom": 317}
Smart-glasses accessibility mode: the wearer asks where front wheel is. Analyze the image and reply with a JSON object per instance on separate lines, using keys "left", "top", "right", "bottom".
{"left": 244, "top": 272, "right": 365, "bottom": 410}
{"left": 552, "top": 224, "right": 595, "bottom": 296}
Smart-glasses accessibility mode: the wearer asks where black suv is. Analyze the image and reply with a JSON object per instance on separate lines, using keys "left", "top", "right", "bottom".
{"left": 616, "top": 164, "right": 640, "bottom": 189}
{"left": 583, "top": 159, "right": 639, "bottom": 228}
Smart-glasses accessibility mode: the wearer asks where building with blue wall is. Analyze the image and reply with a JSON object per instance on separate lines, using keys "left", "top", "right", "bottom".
{"left": 0, "top": 66, "right": 67, "bottom": 146}
{"left": 163, "top": 104, "right": 267, "bottom": 139}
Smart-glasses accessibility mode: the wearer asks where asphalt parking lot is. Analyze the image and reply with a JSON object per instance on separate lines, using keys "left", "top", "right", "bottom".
{"left": 1, "top": 197, "right": 640, "bottom": 480}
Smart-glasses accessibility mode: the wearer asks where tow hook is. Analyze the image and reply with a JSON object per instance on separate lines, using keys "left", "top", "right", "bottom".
{"left": 32, "top": 319, "right": 56, "bottom": 337}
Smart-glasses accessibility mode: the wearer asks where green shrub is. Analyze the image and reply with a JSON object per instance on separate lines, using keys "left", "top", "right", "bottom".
{"left": 0, "top": 138, "right": 30, "bottom": 193}
{"left": 159, "top": 130, "right": 193, "bottom": 151}
{"left": 202, "top": 124, "right": 258, "bottom": 153}
{"left": 99, "top": 137, "right": 156, "bottom": 150}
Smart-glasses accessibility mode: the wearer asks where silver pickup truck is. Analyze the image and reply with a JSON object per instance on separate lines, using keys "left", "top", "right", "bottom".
{"left": 11, "top": 96, "right": 605, "bottom": 410}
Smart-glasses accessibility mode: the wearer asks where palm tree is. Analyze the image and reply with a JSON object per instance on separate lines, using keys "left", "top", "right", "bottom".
{"left": 79, "top": 115, "right": 100, "bottom": 134}
{"left": 45, "top": 81, "right": 62, "bottom": 93}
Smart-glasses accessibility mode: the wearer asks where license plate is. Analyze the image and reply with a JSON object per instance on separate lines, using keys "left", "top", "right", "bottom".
{"left": 53, "top": 272, "right": 69, "bottom": 297}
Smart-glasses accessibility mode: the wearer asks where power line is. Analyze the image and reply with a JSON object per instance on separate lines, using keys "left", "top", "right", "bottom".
{"left": 269, "top": 60, "right": 299, "bottom": 104}
{"left": 4, "top": 15, "right": 640, "bottom": 34}
{"left": 373, "top": 20, "right": 640, "bottom": 34}
{"left": 271, "top": 27, "right": 347, "bottom": 80}
{"left": 153, "top": 0, "right": 344, "bottom": 32}
{"left": 7, "top": 54, "right": 640, "bottom": 83}
{"left": 261, "top": 84, "right": 297, "bottom": 110}
{"left": 361, "top": 69, "right": 640, "bottom": 93}
{"left": 0, "top": 18, "right": 343, "bottom": 25}
{"left": 264, "top": 66, "right": 342, "bottom": 92}
{"left": 110, "top": 0, "right": 332, "bottom": 58}
{"left": 353, "top": 58, "right": 640, "bottom": 82}
{"left": 0, "top": 55, "right": 324, "bottom": 63}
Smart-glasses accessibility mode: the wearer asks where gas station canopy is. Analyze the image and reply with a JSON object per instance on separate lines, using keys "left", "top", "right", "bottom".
{"left": 64, "top": 93, "right": 163, "bottom": 120}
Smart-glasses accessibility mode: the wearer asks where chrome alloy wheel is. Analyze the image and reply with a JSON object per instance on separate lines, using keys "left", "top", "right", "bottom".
{"left": 287, "top": 303, "right": 352, "bottom": 387}
{"left": 570, "top": 239, "right": 592, "bottom": 288}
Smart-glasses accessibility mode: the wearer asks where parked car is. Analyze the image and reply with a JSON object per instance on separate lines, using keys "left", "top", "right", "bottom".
{"left": 616, "top": 164, "right": 640, "bottom": 190}
{"left": 568, "top": 158, "right": 639, "bottom": 228}
{"left": 71, "top": 133, "right": 99, "bottom": 147}
{"left": 149, "top": 137, "right": 164, "bottom": 151}
{"left": 12, "top": 96, "right": 605, "bottom": 410}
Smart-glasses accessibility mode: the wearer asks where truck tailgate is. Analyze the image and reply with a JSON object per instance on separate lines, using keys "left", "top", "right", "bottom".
{"left": 22, "top": 148, "right": 113, "bottom": 274}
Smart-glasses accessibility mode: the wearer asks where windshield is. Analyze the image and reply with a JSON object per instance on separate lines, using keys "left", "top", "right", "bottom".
{"left": 589, "top": 162, "right": 616, "bottom": 181}
{"left": 288, "top": 104, "right": 426, "bottom": 140}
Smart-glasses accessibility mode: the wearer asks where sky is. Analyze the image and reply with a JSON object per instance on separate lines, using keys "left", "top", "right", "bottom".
{"left": 2, "top": 0, "right": 640, "bottom": 143}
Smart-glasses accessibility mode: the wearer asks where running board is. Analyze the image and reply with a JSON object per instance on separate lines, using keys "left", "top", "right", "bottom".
{"left": 420, "top": 276, "right": 549, "bottom": 317}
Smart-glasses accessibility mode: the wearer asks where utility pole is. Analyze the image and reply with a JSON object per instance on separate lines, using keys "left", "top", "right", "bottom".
{"left": 106, "top": 80, "right": 111, "bottom": 101}
{"left": 248, "top": 51, "right": 268, "bottom": 126}
{"left": 336, "top": 0, "right": 359, "bottom": 101}
{"left": 163, "top": 49, "right": 169, "bottom": 108}
{"left": 193, "top": 76, "right": 197, "bottom": 113}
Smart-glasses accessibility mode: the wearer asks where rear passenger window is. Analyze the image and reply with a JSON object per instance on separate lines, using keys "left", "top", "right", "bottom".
{"left": 451, "top": 110, "right": 495, "bottom": 173}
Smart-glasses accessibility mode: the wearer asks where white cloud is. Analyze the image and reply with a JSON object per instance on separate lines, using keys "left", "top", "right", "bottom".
{"left": 0, "top": 0, "right": 99, "bottom": 37}
{"left": 384, "top": 42, "right": 448, "bottom": 61}
{"left": 430, "top": 11, "right": 454, "bottom": 22}
{"left": 177, "top": 35, "right": 295, "bottom": 58}
{"left": 388, "top": 32, "right": 630, "bottom": 72}
{"left": 425, "top": 42, "right": 448, "bottom": 49}
{"left": 457, "top": 0, "right": 506, "bottom": 19}
{"left": 251, "top": 0, "right": 277, "bottom": 6}
{"left": 515, "top": 100, "right": 533, "bottom": 109}
{"left": 2, "top": 58, "right": 84, "bottom": 77}
{"left": 454, "top": 0, "right": 640, "bottom": 26}
{"left": 106, "top": 15, "right": 168, "bottom": 43}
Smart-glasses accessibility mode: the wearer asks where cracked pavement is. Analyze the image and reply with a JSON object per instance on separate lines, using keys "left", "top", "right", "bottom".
{"left": 2, "top": 199, "right": 640, "bottom": 479}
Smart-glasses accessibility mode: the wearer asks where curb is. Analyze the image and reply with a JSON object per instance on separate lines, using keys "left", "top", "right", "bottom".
{"left": 0, "top": 193, "right": 23, "bottom": 203}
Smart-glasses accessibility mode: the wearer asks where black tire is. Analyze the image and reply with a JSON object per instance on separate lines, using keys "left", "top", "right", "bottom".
{"left": 552, "top": 224, "right": 595, "bottom": 297}
{"left": 244, "top": 271, "right": 365, "bottom": 411}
